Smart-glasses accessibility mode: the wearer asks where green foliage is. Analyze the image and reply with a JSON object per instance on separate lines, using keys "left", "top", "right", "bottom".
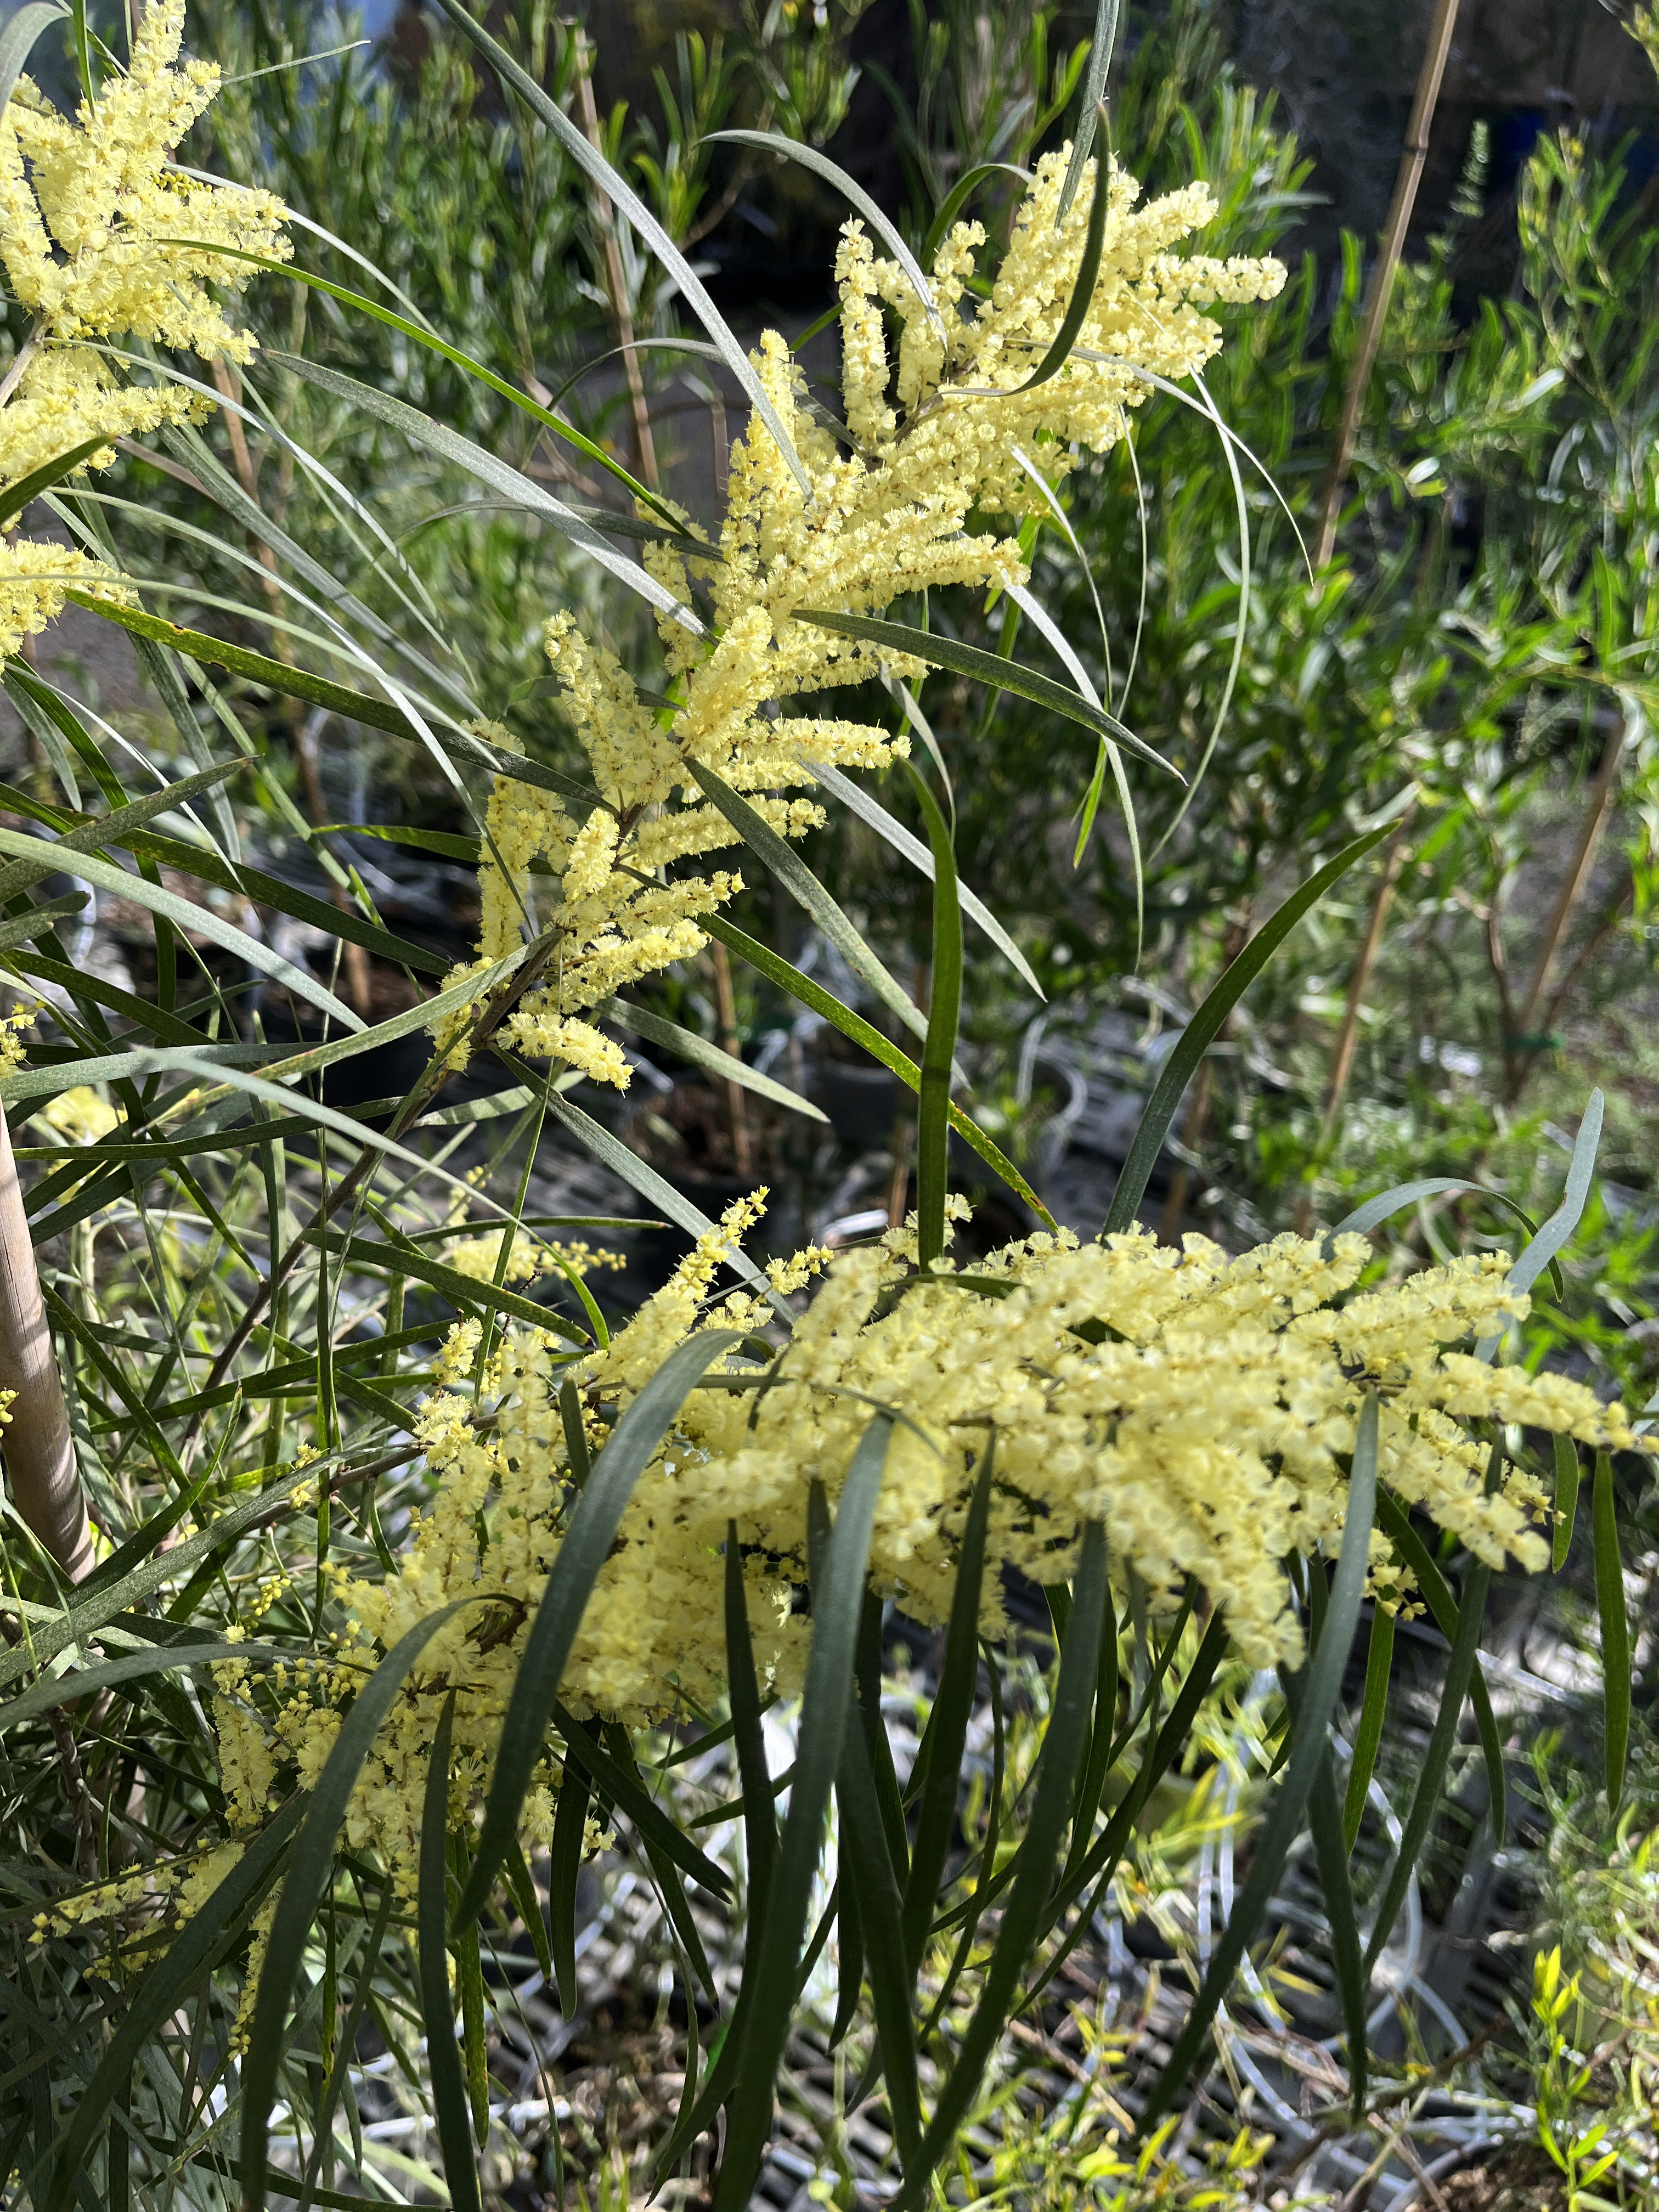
{"left": 3, "top": 5, "right": 1657, "bottom": 2211}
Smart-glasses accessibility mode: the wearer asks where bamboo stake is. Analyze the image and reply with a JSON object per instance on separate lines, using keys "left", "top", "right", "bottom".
{"left": 1504, "top": 707, "right": 1627, "bottom": 1101}
{"left": 0, "top": 1101, "right": 93, "bottom": 1582}
{"left": 1313, "top": 0, "right": 1463, "bottom": 569}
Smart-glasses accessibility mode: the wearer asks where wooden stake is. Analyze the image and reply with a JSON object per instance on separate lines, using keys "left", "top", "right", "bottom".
{"left": 1504, "top": 708, "right": 1626, "bottom": 1101}
{"left": 0, "top": 1102, "right": 93, "bottom": 1582}
{"left": 1296, "top": 809, "right": 1414, "bottom": 1233}
{"left": 1314, "top": 0, "right": 1463, "bottom": 569}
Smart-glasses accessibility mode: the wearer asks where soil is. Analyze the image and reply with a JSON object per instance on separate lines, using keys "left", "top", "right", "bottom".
{"left": 1440, "top": 2145, "right": 1568, "bottom": 2212}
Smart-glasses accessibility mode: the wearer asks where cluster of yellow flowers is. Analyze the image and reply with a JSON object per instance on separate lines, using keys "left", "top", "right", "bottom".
{"left": 432, "top": 150, "right": 1285, "bottom": 1080}
{"left": 53, "top": 1203, "right": 1619, "bottom": 1978}
{"left": 442, "top": 1227, "right": 626, "bottom": 1287}
{"left": 0, "top": 996, "right": 39, "bottom": 1075}
{"left": 0, "top": 0, "right": 287, "bottom": 659}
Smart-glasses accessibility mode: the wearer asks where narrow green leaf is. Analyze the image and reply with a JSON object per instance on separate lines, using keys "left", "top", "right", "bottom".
{"left": 726, "top": 1522, "right": 777, "bottom": 1925}
{"left": 267, "top": 353, "right": 700, "bottom": 627}
{"left": 240, "top": 1601, "right": 485, "bottom": 2212}
{"left": 429, "top": 0, "right": 812, "bottom": 496}
{"left": 836, "top": 1718, "right": 923, "bottom": 2170}
{"left": 42, "top": 1800, "right": 303, "bottom": 2212}
{"left": 855, "top": 1589, "right": 909, "bottom": 1878}
{"left": 0, "top": 1457, "right": 319, "bottom": 1695}
{"left": 1363, "top": 1479, "right": 1496, "bottom": 1976}
{"left": 689, "top": 760, "right": 928, "bottom": 1052}
{"left": 1592, "top": 1452, "right": 1630, "bottom": 1814}
{"left": 163, "top": 245, "right": 676, "bottom": 522}
{"left": 0, "top": 3, "right": 65, "bottom": 113}
{"left": 793, "top": 610, "right": 1178, "bottom": 781}
{"left": 532, "top": 1080, "right": 776, "bottom": 1299}
{"left": 307, "top": 1227, "right": 586, "bottom": 1343}
{"left": 0, "top": 436, "right": 117, "bottom": 528}
{"left": 0, "top": 1637, "right": 284, "bottom": 1733}
{"left": 1331, "top": 1178, "right": 1561, "bottom": 1302}
{"left": 904, "top": 1522, "right": 1108, "bottom": 2197}
{"left": 0, "top": 758, "right": 243, "bottom": 909}
{"left": 0, "top": 893, "right": 84, "bottom": 951}
{"left": 1138, "top": 1394, "right": 1379, "bottom": 2130}
{"left": 828, "top": 1874, "right": 865, "bottom": 2052}
{"left": 1551, "top": 1434, "right": 1581, "bottom": 1573}
{"left": 1341, "top": 1604, "right": 1395, "bottom": 1857}
{"left": 455, "top": 1908, "right": 491, "bottom": 2143}
{"left": 1057, "top": 0, "right": 1122, "bottom": 219}
{"left": 1373, "top": 1492, "right": 1505, "bottom": 1844}
{"left": 547, "top": 1758, "right": 590, "bottom": 2018}
{"left": 1103, "top": 827, "right": 1391, "bottom": 1234}
{"left": 1062, "top": 1571, "right": 1120, "bottom": 1891}
{"left": 924, "top": 160, "right": 1032, "bottom": 261}
{"left": 1011, "top": 121, "right": 1111, "bottom": 393}
{"left": 801, "top": 754, "right": 1043, "bottom": 997}
{"left": 1475, "top": 1089, "right": 1602, "bottom": 1358}
{"left": 1307, "top": 1743, "right": 1368, "bottom": 2118}
{"left": 503, "top": 1837, "right": 554, "bottom": 1988}
{"left": 708, "top": 132, "right": 943, "bottom": 337}
{"left": 554, "top": 1705, "right": 731, "bottom": 1897}
{"left": 129, "top": 825, "right": 449, "bottom": 977}
{"left": 602, "top": 997, "right": 827, "bottom": 1122}
{"left": 0, "top": 826, "right": 362, "bottom": 1033}
{"left": 906, "top": 761, "right": 962, "bottom": 1268}
{"left": 703, "top": 914, "right": 1056, "bottom": 1231}
{"left": 419, "top": 1696, "right": 483, "bottom": 2212}
{"left": 902, "top": 1445, "right": 994, "bottom": 1971}
{"left": 714, "top": 1418, "right": 895, "bottom": 2212}
{"left": 63, "top": 593, "right": 599, "bottom": 811}
{"left": 455, "top": 1331, "right": 745, "bottom": 1927}
{"left": 297, "top": 1882, "right": 395, "bottom": 2212}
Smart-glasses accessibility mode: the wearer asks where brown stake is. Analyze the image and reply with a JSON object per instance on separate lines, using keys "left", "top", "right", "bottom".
{"left": 1314, "top": 0, "right": 1463, "bottom": 569}
{"left": 0, "top": 1101, "right": 93, "bottom": 1582}
{"left": 1504, "top": 706, "right": 1627, "bottom": 1101}
{"left": 1295, "top": 810, "right": 1415, "bottom": 1233}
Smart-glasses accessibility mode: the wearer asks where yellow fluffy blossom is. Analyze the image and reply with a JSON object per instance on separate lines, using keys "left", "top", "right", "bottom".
{"left": 0, "top": 997, "right": 41, "bottom": 1075}
{"left": 37, "top": 1081, "right": 122, "bottom": 1141}
{"left": 0, "top": 1, "right": 289, "bottom": 661}
{"left": 432, "top": 149, "right": 1283, "bottom": 1085}
{"left": 113, "top": 1207, "right": 1637, "bottom": 1933}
